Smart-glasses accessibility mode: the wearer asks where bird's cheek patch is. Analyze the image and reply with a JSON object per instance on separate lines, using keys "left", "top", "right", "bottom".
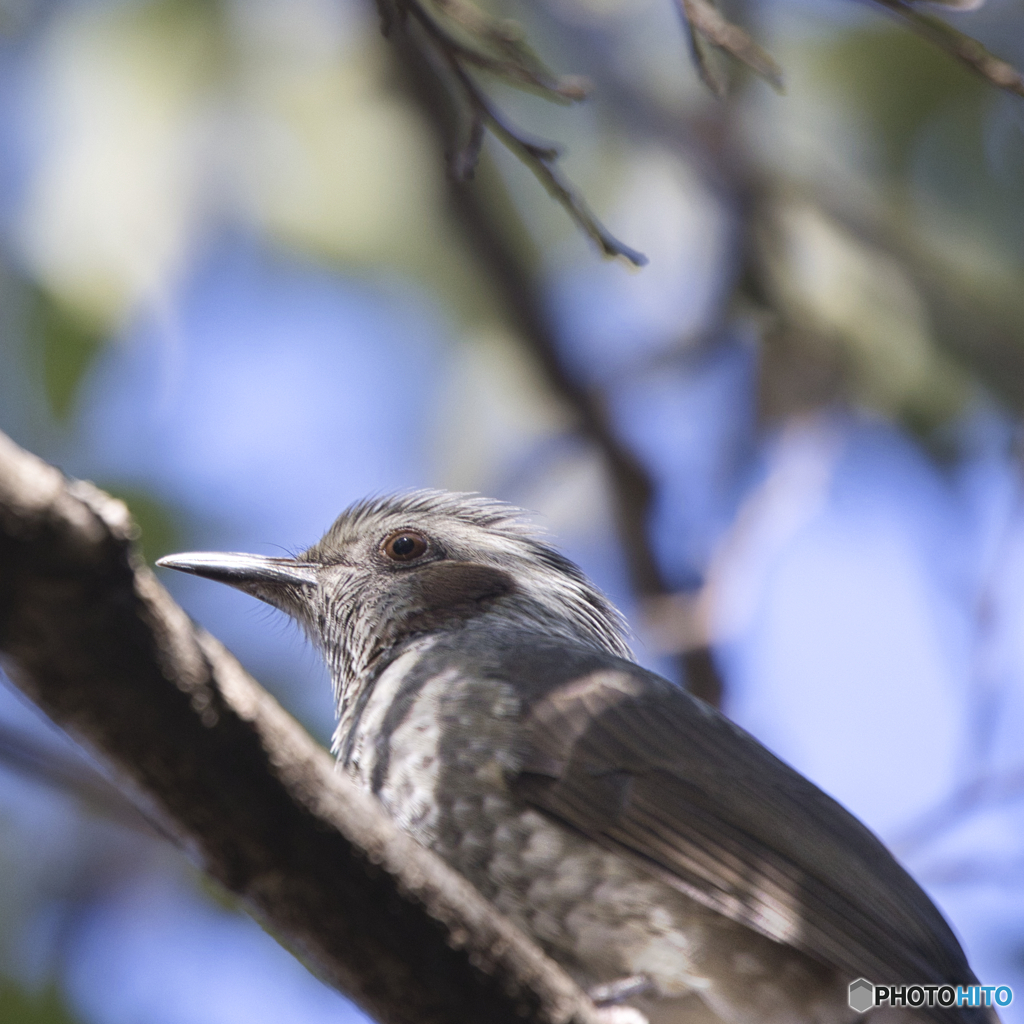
{"left": 408, "top": 562, "right": 516, "bottom": 614}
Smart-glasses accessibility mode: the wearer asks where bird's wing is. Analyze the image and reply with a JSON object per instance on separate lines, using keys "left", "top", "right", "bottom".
{"left": 511, "top": 665, "right": 976, "bottom": 1000}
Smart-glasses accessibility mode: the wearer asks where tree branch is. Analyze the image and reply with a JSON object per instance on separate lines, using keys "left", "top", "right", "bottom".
{"left": 377, "top": 0, "right": 647, "bottom": 265}
{"left": 0, "top": 428, "right": 605, "bottom": 1024}
{"left": 0, "top": 716, "right": 166, "bottom": 835}
{"left": 870, "top": 0, "right": 1024, "bottom": 99}
{"left": 674, "top": 0, "right": 784, "bottom": 94}
{"left": 381, "top": 23, "right": 725, "bottom": 707}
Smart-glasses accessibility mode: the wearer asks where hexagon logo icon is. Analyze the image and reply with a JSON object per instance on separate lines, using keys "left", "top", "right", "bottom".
{"left": 849, "top": 979, "right": 874, "bottom": 1013}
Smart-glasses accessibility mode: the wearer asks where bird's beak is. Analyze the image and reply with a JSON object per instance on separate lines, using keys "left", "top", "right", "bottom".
{"left": 156, "top": 552, "right": 319, "bottom": 589}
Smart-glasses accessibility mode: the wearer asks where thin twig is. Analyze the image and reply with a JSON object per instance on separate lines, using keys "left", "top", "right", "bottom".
{"left": 870, "top": 0, "right": 1024, "bottom": 98}
{"left": 430, "top": 0, "right": 590, "bottom": 100}
{"left": 448, "top": 60, "right": 648, "bottom": 263}
{"left": 378, "top": 0, "right": 648, "bottom": 266}
{"left": 452, "top": 112, "right": 486, "bottom": 180}
{"left": 418, "top": 19, "right": 586, "bottom": 99}
{"left": 676, "top": 0, "right": 728, "bottom": 98}
{"left": 676, "top": 0, "right": 784, "bottom": 93}
{"left": 380, "top": 15, "right": 725, "bottom": 703}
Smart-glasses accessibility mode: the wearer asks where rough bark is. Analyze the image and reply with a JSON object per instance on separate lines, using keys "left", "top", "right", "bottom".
{"left": 0, "top": 428, "right": 604, "bottom": 1024}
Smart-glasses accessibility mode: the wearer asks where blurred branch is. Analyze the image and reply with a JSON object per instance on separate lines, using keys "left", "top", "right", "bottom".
{"left": 423, "top": 0, "right": 589, "bottom": 98}
{"left": 383, "top": 23, "right": 724, "bottom": 706}
{"left": 671, "top": 0, "right": 1024, "bottom": 102}
{"left": 890, "top": 762, "right": 1024, "bottom": 858}
{"left": 0, "top": 429, "right": 605, "bottom": 1024}
{"left": 376, "top": 0, "right": 1020, "bottom": 268}
{"left": 870, "top": 0, "right": 1024, "bottom": 98}
{"left": 778, "top": 180, "right": 1024, "bottom": 414}
{"left": 674, "top": 0, "right": 784, "bottom": 95}
{"left": 683, "top": 0, "right": 1024, "bottom": 102}
{"left": 886, "top": 459, "right": 1024, "bottom": 859}
{"left": 959, "top": 445, "right": 1024, "bottom": 767}
{"left": 0, "top": 715, "right": 164, "bottom": 836}
{"left": 377, "top": 0, "right": 647, "bottom": 265}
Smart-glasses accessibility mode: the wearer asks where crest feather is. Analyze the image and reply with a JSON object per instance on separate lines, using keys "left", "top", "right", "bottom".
{"left": 305, "top": 490, "right": 632, "bottom": 661}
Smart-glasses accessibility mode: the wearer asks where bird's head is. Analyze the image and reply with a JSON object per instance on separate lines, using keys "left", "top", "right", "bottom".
{"left": 157, "top": 491, "right": 630, "bottom": 708}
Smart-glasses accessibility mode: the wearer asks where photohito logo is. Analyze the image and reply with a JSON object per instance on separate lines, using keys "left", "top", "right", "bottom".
{"left": 848, "top": 979, "right": 1014, "bottom": 1013}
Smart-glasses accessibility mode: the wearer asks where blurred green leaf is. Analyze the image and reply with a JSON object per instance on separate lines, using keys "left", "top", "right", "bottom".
{"left": 96, "top": 484, "right": 181, "bottom": 565}
{"left": 0, "top": 980, "right": 81, "bottom": 1024}
{"left": 28, "top": 288, "right": 107, "bottom": 422}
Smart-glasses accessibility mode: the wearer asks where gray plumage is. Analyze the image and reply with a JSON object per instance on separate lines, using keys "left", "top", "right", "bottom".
{"left": 158, "top": 491, "right": 993, "bottom": 1024}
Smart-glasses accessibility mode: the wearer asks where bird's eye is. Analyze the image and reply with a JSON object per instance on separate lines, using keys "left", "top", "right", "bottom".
{"left": 382, "top": 530, "right": 429, "bottom": 562}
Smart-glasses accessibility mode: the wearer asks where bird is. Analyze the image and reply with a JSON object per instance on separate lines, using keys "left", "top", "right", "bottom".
{"left": 157, "top": 491, "right": 993, "bottom": 1024}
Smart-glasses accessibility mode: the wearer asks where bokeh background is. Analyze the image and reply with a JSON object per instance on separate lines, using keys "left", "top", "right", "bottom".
{"left": 1, "top": 0, "right": 1023, "bottom": 1021}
